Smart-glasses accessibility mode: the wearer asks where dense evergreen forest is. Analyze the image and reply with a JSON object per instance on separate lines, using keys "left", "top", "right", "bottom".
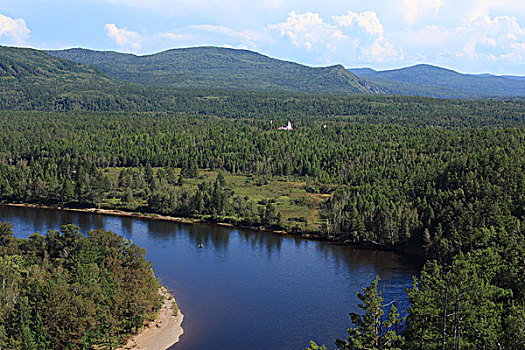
{"left": 0, "top": 101, "right": 523, "bottom": 348}
{"left": 0, "top": 222, "right": 161, "bottom": 349}
{"left": 1, "top": 45, "right": 524, "bottom": 348}
{"left": 47, "top": 47, "right": 376, "bottom": 94}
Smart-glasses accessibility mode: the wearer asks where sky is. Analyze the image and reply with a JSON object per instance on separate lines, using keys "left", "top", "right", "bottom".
{"left": 0, "top": 0, "right": 524, "bottom": 75}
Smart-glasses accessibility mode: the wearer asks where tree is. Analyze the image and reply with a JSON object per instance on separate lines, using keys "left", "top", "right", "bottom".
{"left": 306, "top": 340, "right": 327, "bottom": 350}
{"left": 0, "top": 222, "right": 16, "bottom": 256}
{"left": 217, "top": 171, "right": 226, "bottom": 187}
{"left": 335, "top": 276, "right": 403, "bottom": 349}
{"left": 181, "top": 159, "right": 198, "bottom": 178}
{"left": 405, "top": 249, "right": 511, "bottom": 349}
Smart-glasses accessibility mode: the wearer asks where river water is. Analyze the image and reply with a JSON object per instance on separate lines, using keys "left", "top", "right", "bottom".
{"left": 0, "top": 205, "right": 420, "bottom": 350}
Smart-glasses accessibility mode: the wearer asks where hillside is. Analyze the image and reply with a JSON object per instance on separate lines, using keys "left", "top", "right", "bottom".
{"left": 0, "top": 45, "right": 117, "bottom": 89}
{"left": 0, "top": 45, "right": 181, "bottom": 111}
{"left": 47, "top": 47, "right": 380, "bottom": 94}
{"left": 349, "top": 64, "right": 525, "bottom": 98}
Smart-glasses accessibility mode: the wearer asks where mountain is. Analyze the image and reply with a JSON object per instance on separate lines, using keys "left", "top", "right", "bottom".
{"left": 0, "top": 45, "right": 178, "bottom": 111}
{"left": 474, "top": 73, "right": 525, "bottom": 81}
{"left": 47, "top": 47, "right": 380, "bottom": 94}
{"left": 0, "top": 45, "right": 115, "bottom": 89}
{"left": 501, "top": 75, "right": 525, "bottom": 81}
{"left": 349, "top": 64, "right": 525, "bottom": 98}
{"left": 347, "top": 68, "right": 377, "bottom": 77}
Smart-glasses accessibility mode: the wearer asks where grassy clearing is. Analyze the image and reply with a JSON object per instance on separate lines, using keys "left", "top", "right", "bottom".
{"left": 102, "top": 167, "right": 330, "bottom": 230}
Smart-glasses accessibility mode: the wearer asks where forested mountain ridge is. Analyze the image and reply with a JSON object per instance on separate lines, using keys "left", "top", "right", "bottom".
{"left": 7, "top": 44, "right": 525, "bottom": 123}
{"left": 349, "top": 63, "right": 525, "bottom": 98}
{"left": 0, "top": 45, "right": 112, "bottom": 85}
{"left": 0, "top": 45, "right": 164, "bottom": 111}
{"left": 3, "top": 44, "right": 524, "bottom": 100}
{"left": 47, "top": 46, "right": 381, "bottom": 94}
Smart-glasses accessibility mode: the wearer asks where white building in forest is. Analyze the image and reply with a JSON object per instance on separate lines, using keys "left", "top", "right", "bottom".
{"left": 279, "top": 121, "right": 293, "bottom": 130}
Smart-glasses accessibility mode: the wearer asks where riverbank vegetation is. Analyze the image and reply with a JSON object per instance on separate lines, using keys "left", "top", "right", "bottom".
{"left": 0, "top": 222, "right": 162, "bottom": 349}
{"left": 0, "top": 110, "right": 524, "bottom": 247}
{"left": 0, "top": 95, "right": 523, "bottom": 348}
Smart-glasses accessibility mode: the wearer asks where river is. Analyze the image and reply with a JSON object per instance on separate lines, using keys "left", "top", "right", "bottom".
{"left": 0, "top": 205, "right": 421, "bottom": 350}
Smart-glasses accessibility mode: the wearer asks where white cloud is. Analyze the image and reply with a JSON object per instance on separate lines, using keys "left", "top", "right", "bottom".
{"left": 389, "top": 10, "right": 525, "bottom": 71}
{"left": 104, "top": 23, "right": 141, "bottom": 51}
{"left": 268, "top": 10, "right": 400, "bottom": 63}
{"left": 0, "top": 13, "right": 30, "bottom": 44}
{"left": 455, "top": 15, "right": 525, "bottom": 63}
{"left": 334, "top": 11, "right": 384, "bottom": 36}
{"left": 268, "top": 10, "right": 344, "bottom": 51}
{"left": 466, "top": 0, "right": 525, "bottom": 22}
{"left": 402, "top": 0, "right": 443, "bottom": 24}
{"left": 189, "top": 25, "right": 263, "bottom": 43}
{"left": 157, "top": 32, "right": 186, "bottom": 41}
{"left": 102, "top": 22, "right": 270, "bottom": 54}
{"left": 360, "top": 40, "right": 400, "bottom": 63}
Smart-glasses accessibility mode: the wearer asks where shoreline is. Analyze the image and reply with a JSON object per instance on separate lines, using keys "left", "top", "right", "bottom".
{"left": 0, "top": 202, "right": 425, "bottom": 259}
{"left": 118, "top": 286, "right": 184, "bottom": 350}
{"left": 1, "top": 202, "right": 295, "bottom": 236}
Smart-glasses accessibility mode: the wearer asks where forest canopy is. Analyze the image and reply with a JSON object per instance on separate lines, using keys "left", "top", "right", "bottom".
{"left": 0, "top": 222, "right": 161, "bottom": 350}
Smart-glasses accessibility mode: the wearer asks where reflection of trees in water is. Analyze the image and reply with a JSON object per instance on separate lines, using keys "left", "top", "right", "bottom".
{"left": 313, "top": 242, "right": 420, "bottom": 280}
{"left": 189, "top": 225, "right": 230, "bottom": 252}
{"left": 56, "top": 210, "right": 107, "bottom": 233}
{"left": 121, "top": 217, "right": 133, "bottom": 236}
{"left": 237, "top": 229, "right": 283, "bottom": 255}
{"left": 1, "top": 206, "right": 420, "bottom": 287}
{"left": 146, "top": 219, "right": 178, "bottom": 239}
{"left": 144, "top": 221, "right": 232, "bottom": 253}
{"left": 4, "top": 206, "right": 54, "bottom": 234}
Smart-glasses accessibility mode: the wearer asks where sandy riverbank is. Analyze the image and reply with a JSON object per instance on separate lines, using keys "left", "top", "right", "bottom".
{"left": 4, "top": 203, "right": 196, "bottom": 224}
{"left": 2, "top": 202, "right": 293, "bottom": 236}
{"left": 118, "top": 287, "right": 184, "bottom": 350}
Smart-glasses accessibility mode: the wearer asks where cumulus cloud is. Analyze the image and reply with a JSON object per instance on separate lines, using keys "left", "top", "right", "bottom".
{"left": 456, "top": 15, "right": 525, "bottom": 63}
{"left": 186, "top": 24, "right": 267, "bottom": 48}
{"left": 104, "top": 23, "right": 141, "bottom": 51}
{"left": 466, "top": 0, "right": 525, "bottom": 22}
{"left": 0, "top": 13, "right": 30, "bottom": 44}
{"left": 268, "top": 10, "right": 344, "bottom": 51}
{"left": 402, "top": 0, "right": 443, "bottom": 24}
{"left": 102, "top": 22, "right": 269, "bottom": 54}
{"left": 334, "top": 11, "right": 384, "bottom": 36}
{"left": 268, "top": 10, "right": 400, "bottom": 63}
{"left": 397, "top": 13, "right": 525, "bottom": 70}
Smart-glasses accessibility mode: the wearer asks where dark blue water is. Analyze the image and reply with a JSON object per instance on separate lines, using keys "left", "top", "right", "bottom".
{"left": 0, "top": 205, "right": 420, "bottom": 350}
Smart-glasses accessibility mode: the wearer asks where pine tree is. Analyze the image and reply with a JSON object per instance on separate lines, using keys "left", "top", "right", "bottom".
{"left": 335, "top": 276, "right": 403, "bottom": 349}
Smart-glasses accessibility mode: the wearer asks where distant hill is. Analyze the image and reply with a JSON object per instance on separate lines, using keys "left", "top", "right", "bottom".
{"left": 349, "top": 64, "right": 525, "bottom": 98}
{"left": 0, "top": 45, "right": 115, "bottom": 89}
{"left": 501, "top": 75, "right": 525, "bottom": 81}
{"left": 0, "top": 45, "right": 177, "bottom": 111}
{"left": 47, "top": 47, "right": 380, "bottom": 94}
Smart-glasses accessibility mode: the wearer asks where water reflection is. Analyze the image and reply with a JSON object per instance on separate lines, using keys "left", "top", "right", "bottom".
{"left": 238, "top": 229, "right": 283, "bottom": 256}
{"left": 0, "top": 205, "right": 420, "bottom": 350}
{"left": 121, "top": 217, "right": 133, "bottom": 236}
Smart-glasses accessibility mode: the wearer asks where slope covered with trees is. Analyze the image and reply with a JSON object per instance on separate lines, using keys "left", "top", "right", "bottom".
{"left": 47, "top": 47, "right": 379, "bottom": 94}
{"left": 349, "top": 64, "right": 525, "bottom": 98}
{"left": 0, "top": 45, "right": 166, "bottom": 111}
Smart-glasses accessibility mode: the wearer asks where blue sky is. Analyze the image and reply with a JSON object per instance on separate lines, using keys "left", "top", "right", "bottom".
{"left": 1, "top": 0, "right": 525, "bottom": 74}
